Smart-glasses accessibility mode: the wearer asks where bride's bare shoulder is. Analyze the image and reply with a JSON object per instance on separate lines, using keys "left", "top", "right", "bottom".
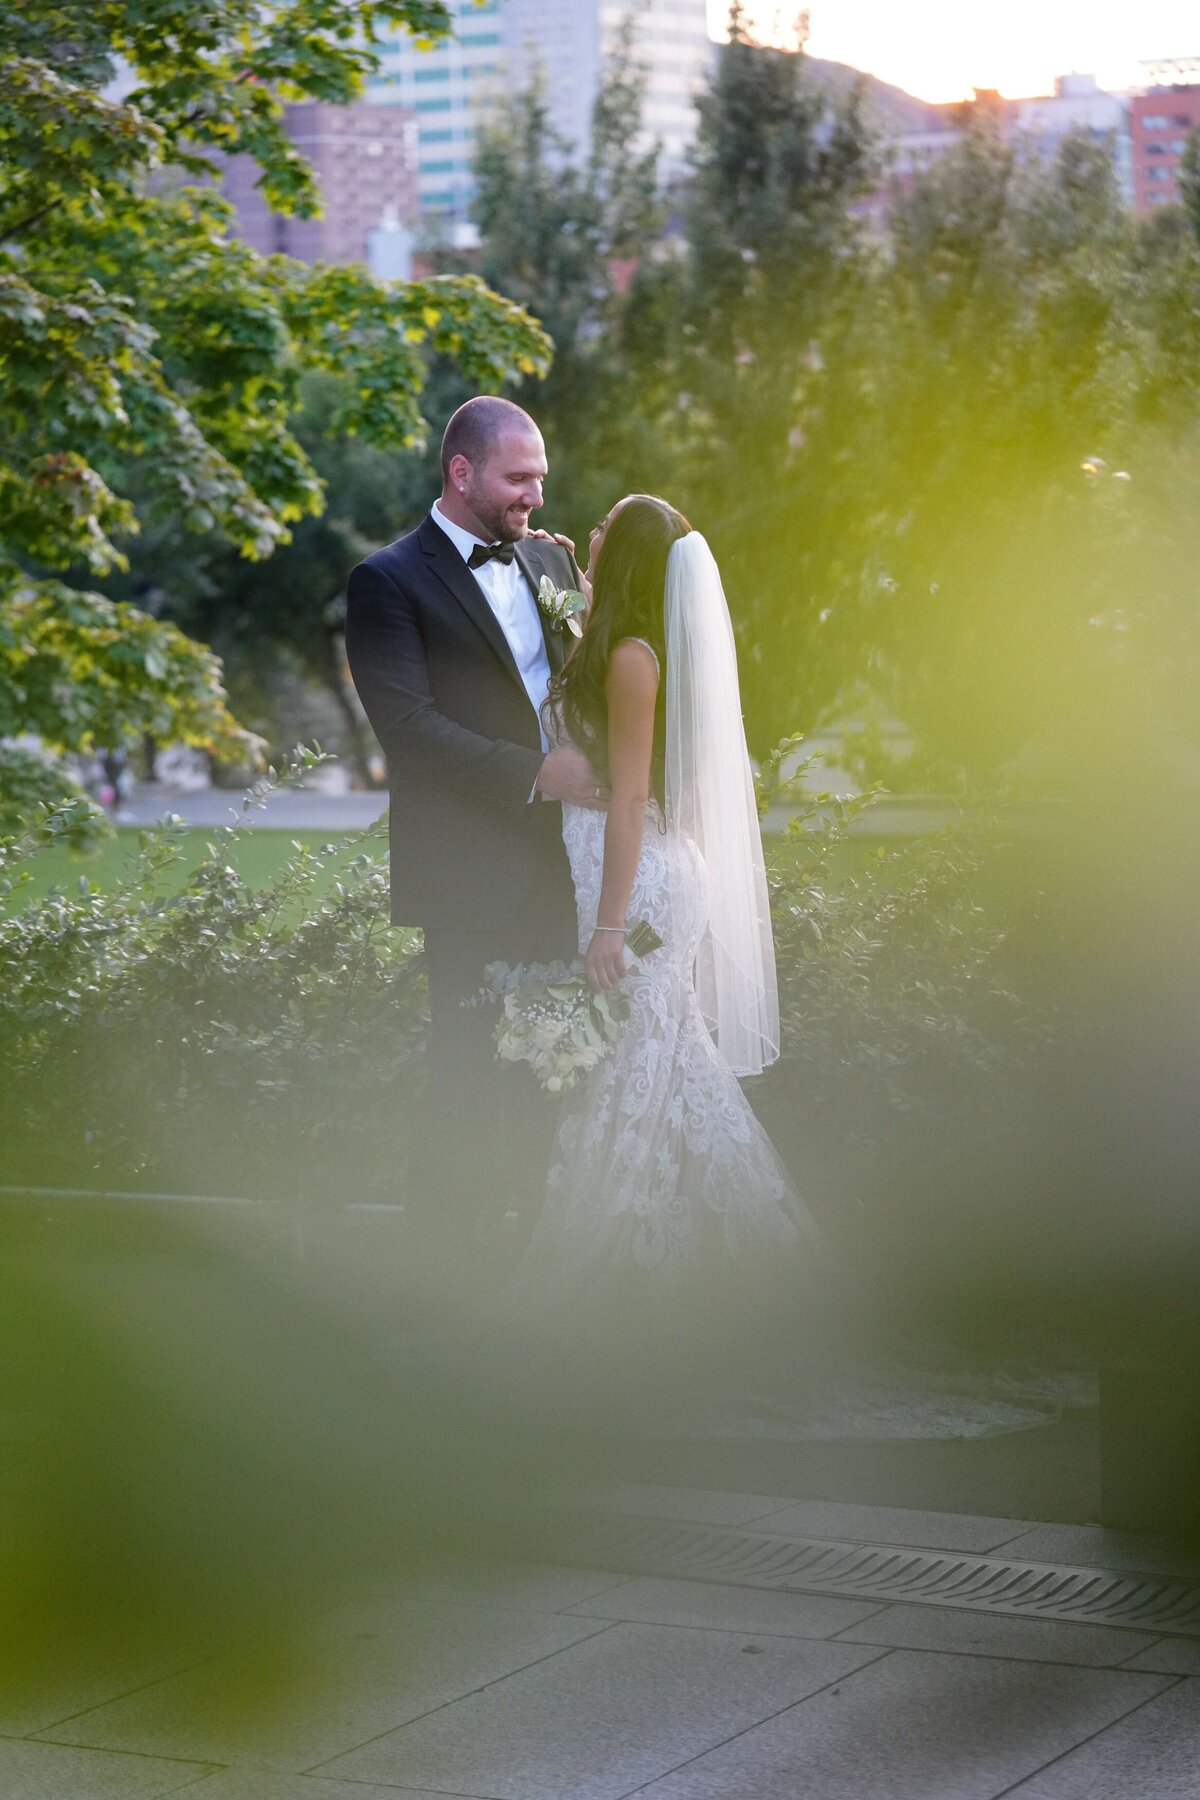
{"left": 608, "top": 637, "right": 660, "bottom": 689}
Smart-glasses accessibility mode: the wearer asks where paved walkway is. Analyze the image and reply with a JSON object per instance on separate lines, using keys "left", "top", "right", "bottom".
{"left": 119, "top": 783, "right": 390, "bottom": 832}
{"left": 7, "top": 1485, "right": 1199, "bottom": 1797}
{"left": 119, "top": 781, "right": 965, "bottom": 838}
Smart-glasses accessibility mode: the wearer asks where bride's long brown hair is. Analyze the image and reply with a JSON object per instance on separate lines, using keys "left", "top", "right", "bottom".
{"left": 546, "top": 494, "right": 690, "bottom": 794}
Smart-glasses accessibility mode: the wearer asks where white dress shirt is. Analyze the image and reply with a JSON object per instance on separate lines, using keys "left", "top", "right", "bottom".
{"left": 430, "top": 500, "right": 552, "bottom": 753}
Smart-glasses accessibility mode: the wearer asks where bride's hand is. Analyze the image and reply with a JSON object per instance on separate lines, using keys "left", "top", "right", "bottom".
{"left": 527, "top": 527, "right": 576, "bottom": 556}
{"left": 585, "top": 928, "right": 627, "bottom": 991}
{"left": 527, "top": 526, "right": 591, "bottom": 604}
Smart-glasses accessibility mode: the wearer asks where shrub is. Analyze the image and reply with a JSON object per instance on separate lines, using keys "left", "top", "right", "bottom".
{"left": 0, "top": 753, "right": 425, "bottom": 1202}
{"left": 1, "top": 747, "right": 1054, "bottom": 1219}
{"left": 0, "top": 743, "right": 111, "bottom": 852}
{"left": 754, "top": 741, "right": 1054, "bottom": 1240}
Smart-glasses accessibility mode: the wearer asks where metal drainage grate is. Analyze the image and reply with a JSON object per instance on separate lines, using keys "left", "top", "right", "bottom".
{"left": 550, "top": 1516, "right": 1200, "bottom": 1637}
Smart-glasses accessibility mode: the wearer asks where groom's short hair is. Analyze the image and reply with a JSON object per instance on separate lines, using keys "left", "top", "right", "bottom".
{"left": 440, "top": 396, "right": 538, "bottom": 480}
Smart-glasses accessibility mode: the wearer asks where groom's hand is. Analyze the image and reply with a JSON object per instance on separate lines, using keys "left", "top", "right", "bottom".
{"left": 535, "top": 744, "right": 609, "bottom": 808}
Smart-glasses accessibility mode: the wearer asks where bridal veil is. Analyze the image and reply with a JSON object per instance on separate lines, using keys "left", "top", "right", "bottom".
{"left": 664, "top": 532, "right": 780, "bottom": 1077}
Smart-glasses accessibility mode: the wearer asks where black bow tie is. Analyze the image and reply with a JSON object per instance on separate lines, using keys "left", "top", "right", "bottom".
{"left": 468, "top": 540, "right": 516, "bottom": 570}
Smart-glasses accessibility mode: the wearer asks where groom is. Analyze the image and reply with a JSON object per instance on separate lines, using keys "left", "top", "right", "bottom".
{"left": 345, "top": 396, "right": 602, "bottom": 1237}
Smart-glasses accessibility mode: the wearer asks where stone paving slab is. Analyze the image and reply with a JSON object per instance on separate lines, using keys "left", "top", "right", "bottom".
{"left": 316, "top": 1620, "right": 884, "bottom": 1799}
{"left": 590, "top": 1483, "right": 799, "bottom": 1526}
{"left": 38, "top": 1602, "right": 607, "bottom": 1773}
{"left": 1004, "top": 1676, "right": 1200, "bottom": 1797}
{"left": 745, "top": 1500, "right": 1035, "bottom": 1553}
{"left": 327, "top": 1560, "right": 627, "bottom": 1626}
{"left": 7, "top": 1517, "right": 1199, "bottom": 1800}
{"left": 178, "top": 1775, "right": 482, "bottom": 1800}
{"left": 1119, "top": 1636, "right": 1200, "bottom": 1674}
{"left": 0, "top": 1643, "right": 212, "bottom": 1739}
{"left": 565, "top": 1575, "right": 884, "bottom": 1638}
{"left": 830, "top": 1602, "right": 1162, "bottom": 1667}
{"left": 0, "top": 1736, "right": 213, "bottom": 1797}
{"left": 631, "top": 1651, "right": 1173, "bottom": 1800}
{"left": 992, "top": 1523, "right": 1200, "bottom": 1579}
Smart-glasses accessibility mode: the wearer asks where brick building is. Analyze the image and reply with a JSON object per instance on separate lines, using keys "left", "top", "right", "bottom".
{"left": 1130, "top": 59, "right": 1200, "bottom": 215}
{"left": 219, "top": 99, "right": 419, "bottom": 271}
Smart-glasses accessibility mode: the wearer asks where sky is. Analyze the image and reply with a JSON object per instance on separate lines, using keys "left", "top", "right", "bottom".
{"left": 703, "top": 0, "right": 1200, "bottom": 102}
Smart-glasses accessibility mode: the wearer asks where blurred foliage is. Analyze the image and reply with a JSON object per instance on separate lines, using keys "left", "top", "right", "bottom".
{"left": 4, "top": 21, "right": 1199, "bottom": 1682}
{"left": 769, "top": 785, "right": 1045, "bottom": 1222}
{"left": 0, "top": 0, "right": 551, "bottom": 822}
{"left": 464, "top": 29, "right": 1200, "bottom": 781}
{"left": 753, "top": 738, "right": 1048, "bottom": 1208}
{"left": 839, "top": 117, "right": 1198, "bottom": 783}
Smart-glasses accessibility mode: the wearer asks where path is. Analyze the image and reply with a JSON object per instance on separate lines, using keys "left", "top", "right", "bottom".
{"left": 6, "top": 1485, "right": 1198, "bottom": 1797}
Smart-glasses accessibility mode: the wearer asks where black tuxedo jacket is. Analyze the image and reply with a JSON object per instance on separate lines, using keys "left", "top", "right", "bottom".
{"left": 345, "top": 513, "right": 582, "bottom": 932}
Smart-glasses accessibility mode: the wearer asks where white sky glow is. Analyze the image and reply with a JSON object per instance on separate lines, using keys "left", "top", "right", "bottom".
{"left": 703, "top": 0, "right": 1200, "bottom": 102}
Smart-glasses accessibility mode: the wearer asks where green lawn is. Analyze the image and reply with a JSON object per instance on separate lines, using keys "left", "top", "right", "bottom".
{"left": 4, "top": 825, "right": 379, "bottom": 909}
{"left": 7, "top": 816, "right": 881, "bottom": 914}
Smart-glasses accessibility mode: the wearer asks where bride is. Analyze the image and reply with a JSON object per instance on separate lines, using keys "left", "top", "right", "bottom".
{"left": 523, "top": 495, "right": 821, "bottom": 1291}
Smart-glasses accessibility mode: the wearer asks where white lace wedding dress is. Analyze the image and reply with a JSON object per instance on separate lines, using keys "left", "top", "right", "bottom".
{"left": 522, "top": 783, "right": 815, "bottom": 1285}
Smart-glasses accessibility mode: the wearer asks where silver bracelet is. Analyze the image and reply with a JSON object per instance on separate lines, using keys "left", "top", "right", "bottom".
{"left": 593, "top": 924, "right": 627, "bottom": 934}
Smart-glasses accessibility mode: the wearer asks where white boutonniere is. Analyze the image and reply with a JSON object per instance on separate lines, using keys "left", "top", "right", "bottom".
{"left": 537, "top": 574, "right": 588, "bottom": 638}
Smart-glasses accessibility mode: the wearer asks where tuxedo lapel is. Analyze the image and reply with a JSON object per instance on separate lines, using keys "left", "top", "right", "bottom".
{"left": 417, "top": 513, "right": 525, "bottom": 688}
{"left": 513, "top": 539, "right": 566, "bottom": 676}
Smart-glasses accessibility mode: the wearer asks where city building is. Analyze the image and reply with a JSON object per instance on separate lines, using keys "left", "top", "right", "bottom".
{"left": 367, "top": 0, "right": 505, "bottom": 236}
{"left": 1011, "top": 72, "right": 1131, "bottom": 199}
{"left": 502, "top": 0, "right": 713, "bottom": 174}
{"left": 877, "top": 74, "right": 1133, "bottom": 224}
{"left": 367, "top": 0, "right": 713, "bottom": 232}
{"left": 1130, "top": 57, "right": 1200, "bottom": 214}
{"left": 219, "top": 99, "right": 419, "bottom": 276}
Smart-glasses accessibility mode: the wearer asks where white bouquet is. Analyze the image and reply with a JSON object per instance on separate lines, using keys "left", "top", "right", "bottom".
{"left": 474, "top": 923, "right": 662, "bottom": 1092}
{"left": 477, "top": 959, "right": 629, "bottom": 1092}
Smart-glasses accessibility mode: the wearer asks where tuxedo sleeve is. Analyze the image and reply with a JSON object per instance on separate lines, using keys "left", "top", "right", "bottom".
{"left": 345, "top": 559, "right": 544, "bottom": 807}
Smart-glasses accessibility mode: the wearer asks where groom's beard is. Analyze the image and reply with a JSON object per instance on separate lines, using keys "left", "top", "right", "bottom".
{"left": 463, "top": 484, "right": 531, "bottom": 544}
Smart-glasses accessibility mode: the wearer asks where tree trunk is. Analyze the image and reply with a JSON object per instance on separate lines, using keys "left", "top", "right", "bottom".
{"left": 318, "top": 627, "right": 382, "bottom": 788}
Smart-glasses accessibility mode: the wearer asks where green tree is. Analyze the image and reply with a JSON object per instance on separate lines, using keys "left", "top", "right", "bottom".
{"left": 0, "top": 0, "right": 550, "bottom": 832}
{"left": 854, "top": 117, "right": 1197, "bottom": 782}
{"left": 470, "top": 19, "right": 671, "bottom": 542}
{"left": 658, "top": 12, "right": 881, "bottom": 749}
{"left": 108, "top": 372, "right": 435, "bottom": 782}
{"left": 471, "top": 26, "right": 1199, "bottom": 789}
